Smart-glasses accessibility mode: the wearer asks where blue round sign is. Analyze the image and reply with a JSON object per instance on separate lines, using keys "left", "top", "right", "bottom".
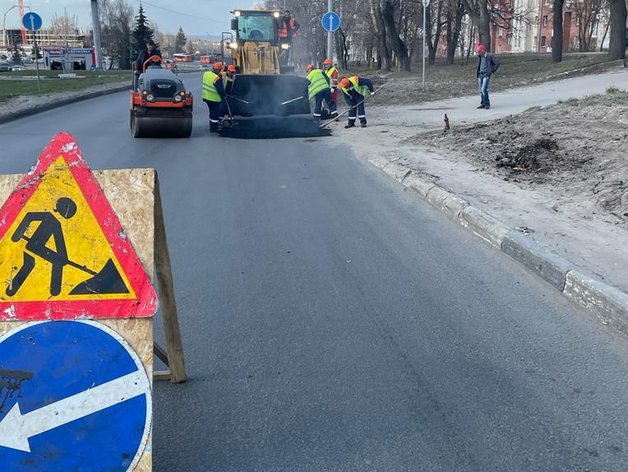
{"left": 0, "top": 321, "right": 151, "bottom": 471}
{"left": 321, "top": 11, "right": 341, "bottom": 32}
{"left": 22, "top": 12, "right": 43, "bottom": 32}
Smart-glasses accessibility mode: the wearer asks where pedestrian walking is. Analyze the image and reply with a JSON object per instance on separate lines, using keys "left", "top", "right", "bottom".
{"left": 306, "top": 64, "right": 337, "bottom": 123}
{"left": 202, "top": 62, "right": 226, "bottom": 132}
{"left": 476, "top": 45, "right": 500, "bottom": 110}
{"left": 338, "top": 75, "right": 374, "bottom": 128}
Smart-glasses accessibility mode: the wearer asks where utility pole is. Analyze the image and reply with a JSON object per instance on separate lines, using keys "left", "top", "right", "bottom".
{"left": 90, "top": 0, "right": 103, "bottom": 70}
{"left": 422, "top": 0, "right": 431, "bottom": 89}
{"left": 327, "top": 0, "right": 333, "bottom": 61}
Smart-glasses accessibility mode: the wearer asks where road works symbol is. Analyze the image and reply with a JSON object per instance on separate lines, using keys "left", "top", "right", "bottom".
{"left": 0, "top": 132, "right": 157, "bottom": 320}
{"left": 0, "top": 320, "right": 152, "bottom": 472}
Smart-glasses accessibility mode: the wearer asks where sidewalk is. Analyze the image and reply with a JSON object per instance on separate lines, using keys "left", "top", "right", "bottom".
{"left": 331, "top": 68, "right": 628, "bottom": 321}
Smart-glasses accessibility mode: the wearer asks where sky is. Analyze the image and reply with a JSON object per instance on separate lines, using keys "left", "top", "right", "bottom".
{"left": 0, "top": 0, "right": 241, "bottom": 37}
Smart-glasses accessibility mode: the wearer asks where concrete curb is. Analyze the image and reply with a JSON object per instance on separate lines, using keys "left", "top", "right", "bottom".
{"left": 539, "top": 59, "right": 625, "bottom": 84}
{"left": 375, "top": 167, "right": 628, "bottom": 335}
{"left": 0, "top": 83, "right": 130, "bottom": 125}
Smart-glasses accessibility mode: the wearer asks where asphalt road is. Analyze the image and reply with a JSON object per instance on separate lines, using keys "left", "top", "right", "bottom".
{"left": 1, "top": 73, "right": 628, "bottom": 471}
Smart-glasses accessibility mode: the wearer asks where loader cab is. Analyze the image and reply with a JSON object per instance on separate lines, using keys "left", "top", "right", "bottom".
{"left": 230, "top": 10, "right": 280, "bottom": 45}
{"left": 229, "top": 10, "right": 287, "bottom": 75}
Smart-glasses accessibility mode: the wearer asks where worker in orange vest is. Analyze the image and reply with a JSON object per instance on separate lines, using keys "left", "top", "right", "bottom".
{"left": 221, "top": 64, "right": 237, "bottom": 95}
{"left": 278, "top": 10, "right": 300, "bottom": 43}
{"left": 323, "top": 59, "right": 339, "bottom": 105}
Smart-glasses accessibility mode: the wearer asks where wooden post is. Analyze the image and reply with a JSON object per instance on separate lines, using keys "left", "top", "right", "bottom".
{"left": 153, "top": 174, "right": 187, "bottom": 384}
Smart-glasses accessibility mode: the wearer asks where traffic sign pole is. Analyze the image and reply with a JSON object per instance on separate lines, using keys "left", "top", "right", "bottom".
{"left": 23, "top": 12, "right": 43, "bottom": 91}
{"left": 33, "top": 34, "right": 40, "bottom": 91}
{"left": 327, "top": 0, "right": 333, "bottom": 61}
{"left": 321, "top": 10, "right": 341, "bottom": 64}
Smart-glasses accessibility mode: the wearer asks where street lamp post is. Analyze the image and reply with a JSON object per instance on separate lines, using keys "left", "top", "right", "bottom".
{"left": 3, "top": 5, "right": 19, "bottom": 48}
{"left": 422, "top": 0, "right": 431, "bottom": 89}
{"left": 90, "top": 0, "right": 103, "bottom": 69}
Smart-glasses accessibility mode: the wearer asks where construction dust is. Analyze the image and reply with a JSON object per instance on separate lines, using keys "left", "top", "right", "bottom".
{"left": 219, "top": 117, "right": 332, "bottom": 139}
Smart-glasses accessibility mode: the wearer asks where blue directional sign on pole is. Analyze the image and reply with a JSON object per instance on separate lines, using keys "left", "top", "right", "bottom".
{"left": 321, "top": 11, "right": 341, "bottom": 32}
{"left": 0, "top": 321, "right": 152, "bottom": 471}
{"left": 22, "top": 12, "right": 43, "bottom": 32}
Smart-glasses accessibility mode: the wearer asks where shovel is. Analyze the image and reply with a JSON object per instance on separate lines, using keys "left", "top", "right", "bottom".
{"left": 226, "top": 95, "right": 249, "bottom": 104}
{"left": 280, "top": 96, "right": 305, "bottom": 106}
{"left": 320, "top": 79, "right": 394, "bottom": 129}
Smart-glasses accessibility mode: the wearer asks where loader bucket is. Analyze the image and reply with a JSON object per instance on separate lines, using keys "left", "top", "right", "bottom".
{"left": 227, "top": 74, "right": 310, "bottom": 117}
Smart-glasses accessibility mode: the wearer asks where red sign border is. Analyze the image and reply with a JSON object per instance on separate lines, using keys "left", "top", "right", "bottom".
{"left": 0, "top": 132, "right": 157, "bottom": 320}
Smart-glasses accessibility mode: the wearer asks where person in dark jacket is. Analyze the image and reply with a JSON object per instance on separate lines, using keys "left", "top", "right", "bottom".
{"left": 338, "top": 75, "right": 375, "bottom": 128}
{"left": 476, "top": 44, "right": 499, "bottom": 109}
{"left": 135, "top": 40, "right": 162, "bottom": 77}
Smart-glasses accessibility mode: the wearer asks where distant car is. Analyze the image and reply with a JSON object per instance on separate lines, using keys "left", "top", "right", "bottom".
{"left": 11, "top": 65, "right": 23, "bottom": 71}
{"left": 0, "top": 62, "right": 12, "bottom": 72}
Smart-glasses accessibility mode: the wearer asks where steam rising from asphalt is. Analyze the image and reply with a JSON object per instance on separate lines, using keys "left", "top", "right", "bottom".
{"left": 220, "top": 74, "right": 331, "bottom": 138}
{"left": 219, "top": 117, "right": 331, "bottom": 139}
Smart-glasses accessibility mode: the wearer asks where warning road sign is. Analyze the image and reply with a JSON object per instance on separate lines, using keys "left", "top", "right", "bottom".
{"left": 0, "top": 320, "right": 152, "bottom": 471}
{"left": 0, "top": 133, "right": 157, "bottom": 320}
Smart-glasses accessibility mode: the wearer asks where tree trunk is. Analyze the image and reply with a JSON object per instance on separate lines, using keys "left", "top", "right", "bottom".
{"left": 382, "top": 0, "right": 411, "bottom": 70}
{"left": 446, "top": 0, "right": 464, "bottom": 64}
{"left": 552, "top": 0, "right": 565, "bottom": 62}
{"left": 600, "top": 20, "right": 610, "bottom": 52}
{"left": 608, "top": 0, "right": 627, "bottom": 59}
{"left": 461, "top": 0, "right": 491, "bottom": 51}
{"left": 370, "top": 0, "right": 392, "bottom": 70}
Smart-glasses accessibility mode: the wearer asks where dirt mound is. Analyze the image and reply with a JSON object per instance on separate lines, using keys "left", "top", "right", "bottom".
{"left": 412, "top": 96, "right": 628, "bottom": 225}
{"left": 495, "top": 138, "right": 560, "bottom": 172}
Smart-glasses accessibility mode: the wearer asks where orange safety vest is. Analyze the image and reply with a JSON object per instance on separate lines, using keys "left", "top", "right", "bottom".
{"left": 279, "top": 18, "right": 298, "bottom": 39}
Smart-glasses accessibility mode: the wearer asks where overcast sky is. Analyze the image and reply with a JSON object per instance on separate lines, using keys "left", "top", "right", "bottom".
{"left": 1, "top": 1, "right": 241, "bottom": 37}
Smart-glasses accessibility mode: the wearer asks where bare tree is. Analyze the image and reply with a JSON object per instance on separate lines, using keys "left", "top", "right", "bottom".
{"left": 551, "top": 0, "right": 565, "bottom": 62}
{"left": 446, "top": 0, "right": 465, "bottom": 64}
{"left": 461, "top": 0, "right": 491, "bottom": 50}
{"left": 574, "top": 0, "right": 604, "bottom": 51}
{"left": 607, "top": 0, "right": 627, "bottom": 59}
{"left": 381, "top": 0, "right": 412, "bottom": 70}
{"left": 50, "top": 12, "right": 78, "bottom": 46}
{"left": 100, "top": 0, "right": 134, "bottom": 69}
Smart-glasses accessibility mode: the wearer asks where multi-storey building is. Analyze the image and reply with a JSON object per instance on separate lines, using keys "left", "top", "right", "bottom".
{"left": 1, "top": 28, "right": 85, "bottom": 48}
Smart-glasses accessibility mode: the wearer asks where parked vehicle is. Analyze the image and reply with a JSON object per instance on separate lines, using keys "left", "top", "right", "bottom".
{"left": 0, "top": 62, "right": 12, "bottom": 72}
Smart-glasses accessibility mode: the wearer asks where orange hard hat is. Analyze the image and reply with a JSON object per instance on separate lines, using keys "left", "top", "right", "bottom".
{"left": 323, "top": 58, "right": 332, "bottom": 65}
{"left": 339, "top": 78, "right": 351, "bottom": 89}
{"left": 476, "top": 44, "right": 486, "bottom": 54}
{"left": 306, "top": 64, "right": 314, "bottom": 71}
{"left": 213, "top": 62, "right": 223, "bottom": 70}
{"left": 227, "top": 65, "right": 236, "bottom": 72}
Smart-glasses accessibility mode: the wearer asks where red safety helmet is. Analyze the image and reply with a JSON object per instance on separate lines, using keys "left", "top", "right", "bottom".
{"left": 323, "top": 58, "right": 333, "bottom": 65}
{"left": 227, "top": 65, "right": 237, "bottom": 72}
{"left": 339, "top": 78, "right": 351, "bottom": 89}
{"left": 213, "top": 62, "right": 223, "bottom": 70}
{"left": 476, "top": 45, "right": 486, "bottom": 54}
{"left": 306, "top": 64, "right": 315, "bottom": 71}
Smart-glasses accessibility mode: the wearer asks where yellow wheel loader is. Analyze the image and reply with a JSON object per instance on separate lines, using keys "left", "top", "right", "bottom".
{"left": 226, "top": 9, "right": 310, "bottom": 117}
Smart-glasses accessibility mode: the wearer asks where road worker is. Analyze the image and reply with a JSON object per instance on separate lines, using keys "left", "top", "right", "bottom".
{"left": 223, "top": 64, "right": 237, "bottom": 96}
{"left": 323, "top": 59, "right": 339, "bottom": 105}
{"left": 305, "top": 64, "right": 337, "bottom": 123}
{"left": 338, "top": 75, "right": 375, "bottom": 128}
{"left": 202, "top": 62, "right": 225, "bottom": 132}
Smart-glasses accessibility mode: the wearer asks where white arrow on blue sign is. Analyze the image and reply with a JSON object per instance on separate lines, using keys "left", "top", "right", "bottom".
{"left": 0, "top": 321, "right": 152, "bottom": 471}
{"left": 22, "top": 12, "right": 43, "bottom": 32}
{"left": 321, "top": 11, "right": 341, "bottom": 32}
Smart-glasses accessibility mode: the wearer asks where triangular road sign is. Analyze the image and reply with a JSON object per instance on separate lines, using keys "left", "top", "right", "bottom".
{"left": 0, "top": 132, "right": 157, "bottom": 320}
